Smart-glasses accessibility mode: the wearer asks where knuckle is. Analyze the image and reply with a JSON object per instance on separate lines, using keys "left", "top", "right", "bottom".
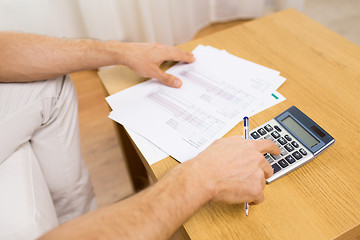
{"left": 255, "top": 169, "right": 265, "bottom": 179}
{"left": 250, "top": 183, "right": 264, "bottom": 198}
{"left": 255, "top": 194, "right": 265, "bottom": 204}
{"left": 252, "top": 152, "right": 264, "bottom": 163}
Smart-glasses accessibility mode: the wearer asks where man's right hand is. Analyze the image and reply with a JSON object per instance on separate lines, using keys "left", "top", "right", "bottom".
{"left": 39, "top": 135, "right": 280, "bottom": 240}
{"left": 187, "top": 136, "right": 281, "bottom": 205}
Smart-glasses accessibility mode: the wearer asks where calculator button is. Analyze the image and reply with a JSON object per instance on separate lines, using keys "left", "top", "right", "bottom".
{"left": 284, "top": 135, "right": 292, "bottom": 141}
{"left": 299, "top": 148, "right": 308, "bottom": 156}
{"left": 284, "top": 143, "right": 295, "bottom": 152}
{"left": 274, "top": 125, "right": 282, "bottom": 132}
{"left": 257, "top": 128, "right": 267, "bottom": 136}
{"left": 265, "top": 154, "right": 274, "bottom": 164}
{"left": 292, "top": 151, "right": 303, "bottom": 160}
{"left": 291, "top": 141, "right": 299, "bottom": 148}
{"left": 271, "top": 163, "right": 282, "bottom": 174}
{"left": 277, "top": 137, "right": 287, "bottom": 145}
{"left": 264, "top": 124, "right": 273, "bottom": 132}
{"left": 264, "top": 135, "right": 273, "bottom": 140}
{"left": 271, "top": 131, "right": 281, "bottom": 139}
{"left": 271, "top": 154, "right": 282, "bottom": 160}
{"left": 280, "top": 147, "right": 288, "bottom": 156}
{"left": 285, "top": 155, "right": 296, "bottom": 164}
{"left": 250, "top": 132, "right": 260, "bottom": 139}
{"left": 278, "top": 159, "right": 289, "bottom": 168}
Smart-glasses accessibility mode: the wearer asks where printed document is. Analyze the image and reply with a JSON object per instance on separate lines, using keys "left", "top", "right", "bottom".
{"left": 106, "top": 45, "right": 286, "bottom": 163}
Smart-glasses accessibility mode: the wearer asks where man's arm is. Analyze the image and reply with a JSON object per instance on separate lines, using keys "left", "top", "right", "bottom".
{"left": 39, "top": 137, "right": 280, "bottom": 240}
{"left": 0, "top": 32, "right": 194, "bottom": 87}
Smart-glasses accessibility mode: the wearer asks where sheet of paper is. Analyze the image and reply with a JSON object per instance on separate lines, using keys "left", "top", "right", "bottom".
{"left": 125, "top": 128, "right": 168, "bottom": 165}
{"left": 106, "top": 45, "right": 286, "bottom": 163}
{"left": 122, "top": 90, "right": 286, "bottom": 166}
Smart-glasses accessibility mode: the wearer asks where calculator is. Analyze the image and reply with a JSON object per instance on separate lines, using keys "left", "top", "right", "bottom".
{"left": 249, "top": 106, "right": 335, "bottom": 183}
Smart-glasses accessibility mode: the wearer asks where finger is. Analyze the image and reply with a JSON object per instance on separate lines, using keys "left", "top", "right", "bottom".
{"left": 262, "top": 161, "right": 274, "bottom": 179}
{"left": 153, "top": 68, "right": 182, "bottom": 88}
{"left": 244, "top": 171, "right": 266, "bottom": 204}
{"left": 166, "top": 48, "right": 196, "bottom": 63}
{"left": 254, "top": 139, "right": 281, "bottom": 155}
{"left": 251, "top": 193, "right": 265, "bottom": 205}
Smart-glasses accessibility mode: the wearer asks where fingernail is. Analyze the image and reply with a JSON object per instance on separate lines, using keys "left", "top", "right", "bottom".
{"left": 173, "top": 79, "right": 182, "bottom": 88}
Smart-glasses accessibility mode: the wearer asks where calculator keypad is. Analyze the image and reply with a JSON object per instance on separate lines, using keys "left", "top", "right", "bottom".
{"left": 271, "top": 131, "right": 280, "bottom": 139}
{"left": 250, "top": 132, "right": 261, "bottom": 139}
{"left": 249, "top": 119, "right": 312, "bottom": 183}
{"left": 299, "top": 148, "right": 307, "bottom": 155}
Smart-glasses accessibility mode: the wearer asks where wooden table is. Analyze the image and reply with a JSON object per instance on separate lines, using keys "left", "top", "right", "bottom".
{"left": 99, "top": 9, "right": 360, "bottom": 240}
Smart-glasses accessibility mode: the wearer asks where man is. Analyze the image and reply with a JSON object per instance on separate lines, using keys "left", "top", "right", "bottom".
{"left": 0, "top": 32, "right": 280, "bottom": 240}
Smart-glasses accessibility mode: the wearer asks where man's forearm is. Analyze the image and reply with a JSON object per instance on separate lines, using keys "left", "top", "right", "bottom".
{"left": 0, "top": 31, "right": 195, "bottom": 86}
{"left": 39, "top": 137, "right": 279, "bottom": 239}
{"left": 0, "top": 32, "right": 126, "bottom": 82}
{"left": 39, "top": 160, "right": 213, "bottom": 240}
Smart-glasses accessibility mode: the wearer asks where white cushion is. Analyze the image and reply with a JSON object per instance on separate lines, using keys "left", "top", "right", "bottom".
{"left": 0, "top": 142, "right": 58, "bottom": 240}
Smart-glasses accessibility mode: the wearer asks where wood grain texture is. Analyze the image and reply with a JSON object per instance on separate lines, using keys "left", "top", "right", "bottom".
{"left": 193, "top": 19, "right": 250, "bottom": 40}
{"left": 71, "top": 70, "right": 134, "bottom": 206}
{"left": 100, "top": 9, "right": 360, "bottom": 239}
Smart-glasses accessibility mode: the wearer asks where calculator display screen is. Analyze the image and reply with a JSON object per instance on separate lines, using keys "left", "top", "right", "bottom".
{"left": 281, "top": 116, "right": 319, "bottom": 148}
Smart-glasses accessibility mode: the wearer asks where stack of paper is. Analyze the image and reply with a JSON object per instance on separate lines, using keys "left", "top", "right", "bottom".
{"left": 106, "top": 45, "right": 286, "bottom": 164}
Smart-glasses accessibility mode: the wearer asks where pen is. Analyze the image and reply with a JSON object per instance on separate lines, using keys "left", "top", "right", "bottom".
{"left": 243, "top": 116, "right": 250, "bottom": 216}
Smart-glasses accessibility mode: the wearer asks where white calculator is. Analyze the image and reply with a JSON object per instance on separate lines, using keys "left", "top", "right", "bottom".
{"left": 249, "top": 106, "right": 335, "bottom": 183}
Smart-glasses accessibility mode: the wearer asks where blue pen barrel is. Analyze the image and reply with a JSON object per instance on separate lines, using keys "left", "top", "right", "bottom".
{"left": 243, "top": 117, "right": 249, "bottom": 140}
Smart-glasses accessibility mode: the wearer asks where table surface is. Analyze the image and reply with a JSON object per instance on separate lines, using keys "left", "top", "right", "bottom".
{"left": 99, "top": 9, "right": 360, "bottom": 240}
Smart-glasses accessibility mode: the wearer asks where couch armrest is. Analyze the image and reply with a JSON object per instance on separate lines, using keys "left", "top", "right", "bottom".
{"left": 0, "top": 142, "right": 58, "bottom": 240}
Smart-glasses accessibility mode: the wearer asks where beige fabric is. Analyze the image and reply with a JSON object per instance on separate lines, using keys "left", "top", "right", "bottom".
{"left": 0, "top": 142, "right": 58, "bottom": 240}
{"left": 0, "top": 75, "right": 97, "bottom": 237}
